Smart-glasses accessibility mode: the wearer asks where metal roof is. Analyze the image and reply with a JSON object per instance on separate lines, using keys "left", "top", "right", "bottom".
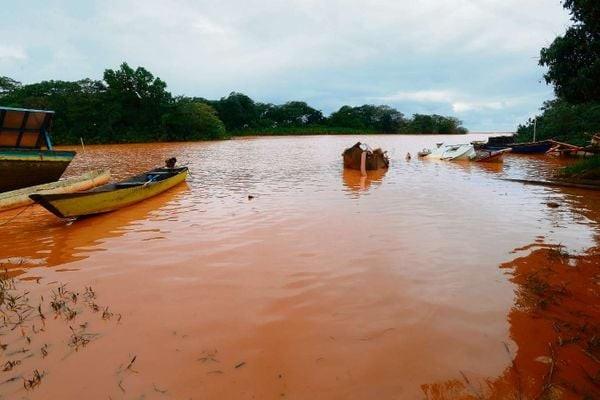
{"left": 0, "top": 106, "right": 55, "bottom": 149}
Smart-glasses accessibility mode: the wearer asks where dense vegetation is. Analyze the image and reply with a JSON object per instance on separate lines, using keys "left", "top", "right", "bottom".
{"left": 517, "top": 0, "right": 600, "bottom": 145}
{"left": 0, "top": 64, "right": 467, "bottom": 145}
{"left": 560, "top": 155, "right": 600, "bottom": 179}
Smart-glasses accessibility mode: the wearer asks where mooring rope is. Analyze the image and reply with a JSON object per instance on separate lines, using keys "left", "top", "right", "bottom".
{"left": 0, "top": 204, "right": 35, "bottom": 227}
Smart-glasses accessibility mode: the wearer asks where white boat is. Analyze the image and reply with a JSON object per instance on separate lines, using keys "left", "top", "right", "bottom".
{"left": 425, "top": 143, "right": 447, "bottom": 159}
{"left": 423, "top": 143, "right": 475, "bottom": 160}
{"left": 441, "top": 144, "right": 476, "bottom": 160}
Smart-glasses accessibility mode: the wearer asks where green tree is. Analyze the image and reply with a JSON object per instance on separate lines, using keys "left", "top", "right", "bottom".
{"left": 211, "top": 92, "right": 259, "bottom": 131}
{"left": 516, "top": 99, "right": 600, "bottom": 145}
{"left": 0, "top": 76, "right": 21, "bottom": 96}
{"left": 265, "top": 101, "right": 324, "bottom": 127}
{"left": 1, "top": 79, "right": 109, "bottom": 143}
{"left": 103, "top": 62, "right": 172, "bottom": 139}
{"left": 327, "top": 104, "right": 406, "bottom": 132}
{"left": 540, "top": 0, "right": 600, "bottom": 103}
{"left": 162, "top": 100, "right": 226, "bottom": 141}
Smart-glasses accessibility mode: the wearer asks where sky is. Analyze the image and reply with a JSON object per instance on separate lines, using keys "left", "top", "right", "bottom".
{"left": 0, "top": 0, "right": 572, "bottom": 131}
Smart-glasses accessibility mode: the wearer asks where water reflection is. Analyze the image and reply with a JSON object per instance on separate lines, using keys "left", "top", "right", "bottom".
{"left": 421, "top": 244, "right": 600, "bottom": 400}
{"left": 421, "top": 186, "right": 600, "bottom": 399}
{"left": 0, "top": 184, "right": 189, "bottom": 276}
{"left": 0, "top": 135, "right": 599, "bottom": 399}
{"left": 341, "top": 168, "right": 387, "bottom": 195}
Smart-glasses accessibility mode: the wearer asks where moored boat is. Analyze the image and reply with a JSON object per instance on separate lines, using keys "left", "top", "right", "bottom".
{"left": 0, "top": 170, "right": 110, "bottom": 212}
{"left": 0, "top": 107, "right": 75, "bottom": 192}
{"left": 507, "top": 140, "right": 553, "bottom": 154}
{"left": 30, "top": 166, "right": 188, "bottom": 218}
{"left": 481, "top": 134, "right": 514, "bottom": 150}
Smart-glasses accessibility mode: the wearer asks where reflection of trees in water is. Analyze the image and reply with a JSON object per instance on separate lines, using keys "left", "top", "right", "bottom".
{"left": 422, "top": 246, "right": 600, "bottom": 400}
{"left": 0, "top": 185, "right": 189, "bottom": 278}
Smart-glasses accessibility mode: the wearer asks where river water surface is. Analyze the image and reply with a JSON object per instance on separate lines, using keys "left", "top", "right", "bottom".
{"left": 0, "top": 134, "right": 599, "bottom": 399}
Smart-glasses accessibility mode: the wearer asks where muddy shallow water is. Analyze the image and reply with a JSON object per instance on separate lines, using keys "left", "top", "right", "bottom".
{"left": 0, "top": 134, "right": 599, "bottom": 399}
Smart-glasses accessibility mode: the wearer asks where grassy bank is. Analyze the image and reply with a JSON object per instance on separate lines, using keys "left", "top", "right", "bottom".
{"left": 559, "top": 156, "right": 600, "bottom": 180}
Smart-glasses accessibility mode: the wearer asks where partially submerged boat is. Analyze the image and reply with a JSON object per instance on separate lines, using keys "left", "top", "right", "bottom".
{"left": 425, "top": 143, "right": 475, "bottom": 161}
{"left": 342, "top": 142, "right": 389, "bottom": 170}
{"left": 0, "top": 170, "right": 110, "bottom": 212}
{"left": 472, "top": 148, "right": 511, "bottom": 162}
{"left": 30, "top": 167, "right": 188, "bottom": 218}
{"left": 417, "top": 148, "right": 431, "bottom": 157}
{"left": 441, "top": 144, "right": 476, "bottom": 160}
{"left": 0, "top": 107, "right": 75, "bottom": 192}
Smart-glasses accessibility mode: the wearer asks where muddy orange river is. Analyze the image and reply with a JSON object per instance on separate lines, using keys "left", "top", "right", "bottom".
{"left": 0, "top": 134, "right": 599, "bottom": 399}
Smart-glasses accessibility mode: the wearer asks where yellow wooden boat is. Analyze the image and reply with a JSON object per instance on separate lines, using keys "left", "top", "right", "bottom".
{"left": 30, "top": 167, "right": 188, "bottom": 218}
{"left": 0, "top": 170, "right": 110, "bottom": 212}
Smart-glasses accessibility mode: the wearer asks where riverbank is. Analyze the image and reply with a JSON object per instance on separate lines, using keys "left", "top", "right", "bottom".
{"left": 559, "top": 155, "right": 600, "bottom": 180}
{"left": 230, "top": 126, "right": 468, "bottom": 137}
{"left": 57, "top": 128, "right": 472, "bottom": 145}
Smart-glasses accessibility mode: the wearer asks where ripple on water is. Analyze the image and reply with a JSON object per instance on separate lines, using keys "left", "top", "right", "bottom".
{"left": 0, "top": 134, "right": 599, "bottom": 399}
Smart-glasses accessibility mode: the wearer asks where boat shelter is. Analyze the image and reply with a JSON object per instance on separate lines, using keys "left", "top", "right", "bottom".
{"left": 0, "top": 107, "right": 56, "bottom": 150}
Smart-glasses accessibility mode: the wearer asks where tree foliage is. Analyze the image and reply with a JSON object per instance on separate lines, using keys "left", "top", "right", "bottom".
{"left": 519, "top": 0, "right": 600, "bottom": 144}
{"left": 0, "top": 63, "right": 468, "bottom": 144}
{"left": 517, "top": 99, "right": 600, "bottom": 145}
{"left": 162, "top": 100, "right": 226, "bottom": 141}
{"left": 540, "top": 0, "right": 600, "bottom": 103}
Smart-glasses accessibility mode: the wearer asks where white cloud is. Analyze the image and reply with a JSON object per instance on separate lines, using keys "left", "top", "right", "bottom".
{"left": 0, "top": 45, "right": 26, "bottom": 61}
{"left": 376, "top": 90, "right": 456, "bottom": 104}
{"left": 0, "top": 0, "right": 571, "bottom": 130}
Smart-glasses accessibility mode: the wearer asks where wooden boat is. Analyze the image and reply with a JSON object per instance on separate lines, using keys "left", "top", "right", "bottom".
{"left": 472, "top": 148, "right": 511, "bottom": 162}
{"left": 507, "top": 141, "right": 553, "bottom": 154}
{"left": 342, "top": 142, "right": 389, "bottom": 170}
{"left": 0, "top": 107, "right": 75, "bottom": 192}
{"left": 0, "top": 170, "right": 110, "bottom": 212}
{"left": 545, "top": 140, "right": 584, "bottom": 157}
{"left": 30, "top": 167, "right": 188, "bottom": 218}
{"left": 480, "top": 134, "right": 514, "bottom": 150}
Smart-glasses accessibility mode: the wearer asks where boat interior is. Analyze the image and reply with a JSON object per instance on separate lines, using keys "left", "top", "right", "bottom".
{"left": 90, "top": 168, "right": 187, "bottom": 192}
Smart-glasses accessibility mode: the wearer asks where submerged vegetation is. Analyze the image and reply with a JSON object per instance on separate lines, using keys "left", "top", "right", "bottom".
{"left": 517, "top": 0, "right": 600, "bottom": 145}
{"left": 0, "top": 270, "right": 120, "bottom": 394}
{"left": 0, "top": 65, "right": 467, "bottom": 145}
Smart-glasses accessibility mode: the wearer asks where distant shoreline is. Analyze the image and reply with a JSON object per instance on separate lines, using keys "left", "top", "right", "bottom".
{"left": 56, "top": 131, "right": 514, "bottom": 147}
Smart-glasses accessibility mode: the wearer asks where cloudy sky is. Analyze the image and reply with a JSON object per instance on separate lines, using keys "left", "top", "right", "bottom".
{"left": 1, "top": 0, "right": 571, "bottom": 131}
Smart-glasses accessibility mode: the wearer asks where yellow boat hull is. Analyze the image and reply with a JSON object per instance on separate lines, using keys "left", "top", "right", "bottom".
{"left": 32, "top": 168, "right": 187, "bottom": 218}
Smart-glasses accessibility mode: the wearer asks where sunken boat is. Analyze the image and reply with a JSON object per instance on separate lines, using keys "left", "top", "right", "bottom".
{"left": 0, "top": 107, "right": 75, "bottom": 192}
{"left": 342, "top": 142, "right": 389, "bottom": 171}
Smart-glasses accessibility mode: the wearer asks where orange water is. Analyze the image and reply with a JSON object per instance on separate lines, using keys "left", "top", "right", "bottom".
{"left": 0, "top": 134, "right": 598, "bottom": 399}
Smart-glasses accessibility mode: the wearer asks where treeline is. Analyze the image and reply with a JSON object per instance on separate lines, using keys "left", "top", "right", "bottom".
{"left": 517, "top": 0, "right": 600, "bottom": 145}
{"left": 0, "top": 64, "right": 467, "bottom": 145}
